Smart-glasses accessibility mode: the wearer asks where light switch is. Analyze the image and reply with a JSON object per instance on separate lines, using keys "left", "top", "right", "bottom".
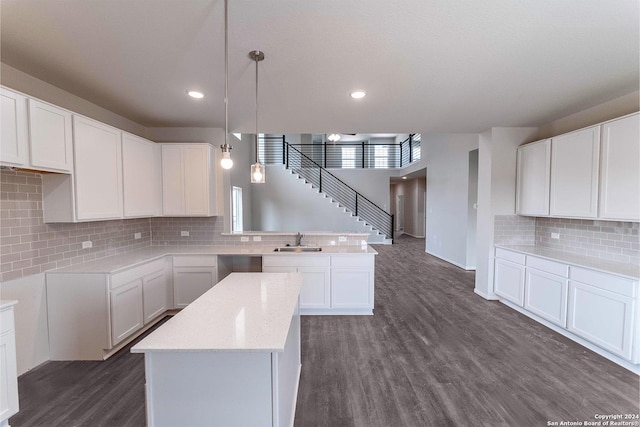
{"left": 181, "top": 231, "right": 189, "bottom": 237}
{"left": 82, "top": 241, "right": 93, "bottom": 249}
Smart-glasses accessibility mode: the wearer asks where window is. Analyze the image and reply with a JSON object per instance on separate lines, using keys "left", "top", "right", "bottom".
{"left": 412, "top": 134, "right": 421, "bottom": 161}
{"left": 256, "top": 133, "right": 265, "bottom": 163}
{"left": 374, "top": 145, "right": 388, "bottom": 168}
{"left": 341, "top": 146, "right": 356, "bottom": 168}
{"left": 231, "top": 186, "right": 243, "bottom": 232}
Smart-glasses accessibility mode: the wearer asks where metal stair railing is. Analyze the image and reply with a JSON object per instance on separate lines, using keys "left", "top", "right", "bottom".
{"left": 284, "top": 143, "right": 394, "bottom": 239}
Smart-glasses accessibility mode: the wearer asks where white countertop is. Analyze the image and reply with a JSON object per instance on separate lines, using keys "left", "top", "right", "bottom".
{"left": 46, "top": 244, "right": 377, "bottom": 275}
{"left": 131, "top": 272, "right": 302, "bottom": 353}
{"left": 0, "top": 300, "right": 18, "bottom": 310}
{"left": 496, "top": 245, "right": 640, "bottom": 279}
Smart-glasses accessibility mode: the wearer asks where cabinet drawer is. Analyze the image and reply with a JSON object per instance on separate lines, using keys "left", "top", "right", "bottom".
{"left": 526, "top": 256, "right": 568, "bottom": 277}
{"left": 172, "top": 255, "right": 217, "bottom": 268}
{"left": 110, "top": 258, "right": 167, "bottom": 290}
{"left": 495, "top": 248, "right": 525, "bottom": 264}
{"left": 570, "top": 266, "right": 636, "bottom": 298}
{"left": 262, "top": 255, "right": 330, "bottom": 268}
{"left": 0, "top": 307, "right": 15, "bottom": 334}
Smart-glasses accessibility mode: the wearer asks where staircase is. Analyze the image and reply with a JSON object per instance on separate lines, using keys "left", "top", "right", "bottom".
{"left": 281, "top": 143, "right": 394, "bottom": 244}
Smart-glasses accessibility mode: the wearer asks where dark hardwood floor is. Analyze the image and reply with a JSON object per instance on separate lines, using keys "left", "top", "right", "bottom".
{"left": 11, "top": 236, "right": 639, "bottom": 426}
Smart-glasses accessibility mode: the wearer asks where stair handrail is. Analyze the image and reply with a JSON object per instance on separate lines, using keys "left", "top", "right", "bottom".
{"left": 284, "top": 143, "right": 394, "bottom": 239}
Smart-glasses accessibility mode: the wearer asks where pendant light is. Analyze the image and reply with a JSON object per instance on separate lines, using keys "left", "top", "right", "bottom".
{"left": 219, "top": 0, "right": 233, "bottom": 170}
{"left": 250, "top": 50, "right": 265, "bottom": 183}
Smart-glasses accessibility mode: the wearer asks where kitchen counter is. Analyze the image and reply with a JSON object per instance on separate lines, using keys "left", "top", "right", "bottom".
{"left": 47, "top": 244, "right": 378, "bottom": 275}
{"left": 131, "top": 272, "right": 302, "bottom": 353}
{"left": 496, "top": 244, "right": 639, "bottom": 279}
{"left": 0, "top": 300, "right": 18, "bottom": 310}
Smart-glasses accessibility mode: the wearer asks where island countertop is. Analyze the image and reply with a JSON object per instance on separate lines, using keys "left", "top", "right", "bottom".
{"left": 131, "top": 272, "right": 302, "bottom": 353}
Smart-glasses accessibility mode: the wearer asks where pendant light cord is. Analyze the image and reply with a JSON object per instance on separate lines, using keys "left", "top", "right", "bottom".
{"left": 224, "top": 0, "right": 229, "bottom": 147}
{"left": 254, "top": 52, "right": 259, "bottom": 163}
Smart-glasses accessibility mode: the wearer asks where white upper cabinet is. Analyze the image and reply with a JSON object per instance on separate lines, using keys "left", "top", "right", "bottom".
{"left": 550, "top": 125, "right": 600, "bottom": 218}
{"left": 73, "top": 115, "right": 123, "bottom": 220}
{"left": 122, "top": 133, "right": 161, "bottom": 217}
{"left": 1, "top": 87, "right": 73, "bottom": 173}
{"left": 516, "top": 139, "right": 551, "bottom": 216}
{"left": 599, "top": 113, "right": 640, "bottom": 221}
{"left": 161, "top": 143, "right": 223, "bottom": 216}
{"left": 0, "top": 87, "right": 28, "bottom": 167}
{"left": 28, "top": 98, "right": 73, "bottom": 173}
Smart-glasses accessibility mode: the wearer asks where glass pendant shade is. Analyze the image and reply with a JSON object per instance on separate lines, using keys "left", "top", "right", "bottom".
{"left": 251, "top": 162, "right": 265, "bottom": 183}
{"left": 220, "top": 150, "right": 233, "bottom": 169}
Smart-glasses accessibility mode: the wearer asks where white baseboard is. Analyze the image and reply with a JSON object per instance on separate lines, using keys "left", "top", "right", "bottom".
{"left": 425, "top": 250, "right": 475, "bottom": 271}
{"left": 402, "top": 232, "right": 425, "bottom": 238}
{"left": 473, "top": 288, "right": 498, "bottom": 300}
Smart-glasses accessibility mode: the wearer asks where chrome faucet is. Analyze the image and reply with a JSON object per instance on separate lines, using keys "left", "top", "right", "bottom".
{"left": 295, "top": 232, "right": 304, "bottom": 247}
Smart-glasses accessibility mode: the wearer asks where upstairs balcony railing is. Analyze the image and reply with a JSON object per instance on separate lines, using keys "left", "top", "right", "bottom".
{"left": 260, "top": 134, "right": 421, "bottom": 169}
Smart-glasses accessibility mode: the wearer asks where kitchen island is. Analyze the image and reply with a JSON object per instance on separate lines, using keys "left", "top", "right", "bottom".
{"left": 131, "top": 272, "right": 302, "bottom": 427}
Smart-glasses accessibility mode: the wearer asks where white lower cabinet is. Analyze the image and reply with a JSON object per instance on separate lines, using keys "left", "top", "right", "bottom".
{"left": 0, "top": 302, "right": 19, "bottom": 425}
{"left": 262, "top": 254, "right": 375, "bottom": 314}
{"left": 262, "top": 256, "right": 331, "bottom": 310}
{"left": 494, "top": 247, "right": 639, "bottom": 366}
{"left": 172, "top": 256, "right": 217, "bottom": 308}
{"left": 568, "top": 267, "right": 636, "bottom": 360}
{"left": 524, "top": 257, "right": 568, "bottom": 327}
{"left": 143, "top": 269, "right": 169, "bottom": 324}
{"left": 47, "top": 257, "right": 170, "bottom": 360}
{"left": 331, "top": 255, "right": 374, "bottom": 309}
{"left": 493, "top": 250, "right": 526, "bottom": 306}
{"left": 110, "top": 279, "right": 144, "bottom": 346}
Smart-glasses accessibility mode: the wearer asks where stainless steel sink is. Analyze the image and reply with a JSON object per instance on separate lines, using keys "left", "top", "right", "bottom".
{"left": 274, "top": 246, "right": 322, "bottom": 252}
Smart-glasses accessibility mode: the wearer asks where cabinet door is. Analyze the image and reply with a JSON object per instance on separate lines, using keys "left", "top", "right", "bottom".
{"left": 599, "top": 113, "right": 640, "bottom": 221}
{"left": 28, "top": 98, "right": 73, "bottom": 172}
{"left": 0, "top": 88, "right": 27, "bottom": 167}
{"left": 173, "top": 267, "right": 216, "bottom": 308}
{"left": 331, "top": 267, "right": 373, "bottom": 309}
{"left": 73, "top": 115, "right": 123, "bottom": 220}
{"left": 122, "top": 133, "right": 160, "bottom": 217}
{"left": 0, "top": 307, "right": 19, "bottom": 422}
{"left": 110, "top": 279, "right": 144, "bottom": 346}
{"left": 516, "top": 139, "right": 550, "bottom": 216}
{"left": 183, "top": 145, "right": 210, "bottom": 215}
{"left": 524, "top": 268, "right": 568, "bottom": 327}
{"left": 162, "top": 145, "right": 185, "bottom": 215}
{"left": 494, "top": 258, "right": 525, "bottom": 306}
{"left": 550, "top": 126, "right": 600, "bottom": 218}
{"left": 567, "top": 281, "right": 635, "bottom": 360}
{"left": 143, "top": 270, "right": 168, "bottom": 324}
{"left": 297, "top": 266, "right": 331, "bottom": 309}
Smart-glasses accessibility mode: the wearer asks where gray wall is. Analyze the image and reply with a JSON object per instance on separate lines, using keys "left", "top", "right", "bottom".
{"left": 250, "top": 165, "right": 379, "bottom": 237}
{"left": 424, "top": 134, "right": 479, "bottom": 269}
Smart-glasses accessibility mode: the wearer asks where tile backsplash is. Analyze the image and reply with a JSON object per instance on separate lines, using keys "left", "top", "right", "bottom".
{"left": 494, "top": 215, "right": 536, "bottom": 245}
{"left": 1, "top": 170, "right": 151, "bottom": 282}
{"left": 535, "top": 217, "right": 639, "bottom": 265}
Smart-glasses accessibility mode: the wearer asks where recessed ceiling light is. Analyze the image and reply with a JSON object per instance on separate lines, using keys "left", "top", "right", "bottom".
{"left": 350, "top": 90, "right": 366, "bottom": 99}
{"left": 187, "top": 90, "right": 204, "bottom": 99}
{"left": 402, "top": 176, "right": 407, "bottom": 180}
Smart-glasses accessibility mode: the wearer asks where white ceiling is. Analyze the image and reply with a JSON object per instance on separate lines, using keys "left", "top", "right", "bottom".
{"left": 1, "top": 0, "right": 638, "bottom": 134}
